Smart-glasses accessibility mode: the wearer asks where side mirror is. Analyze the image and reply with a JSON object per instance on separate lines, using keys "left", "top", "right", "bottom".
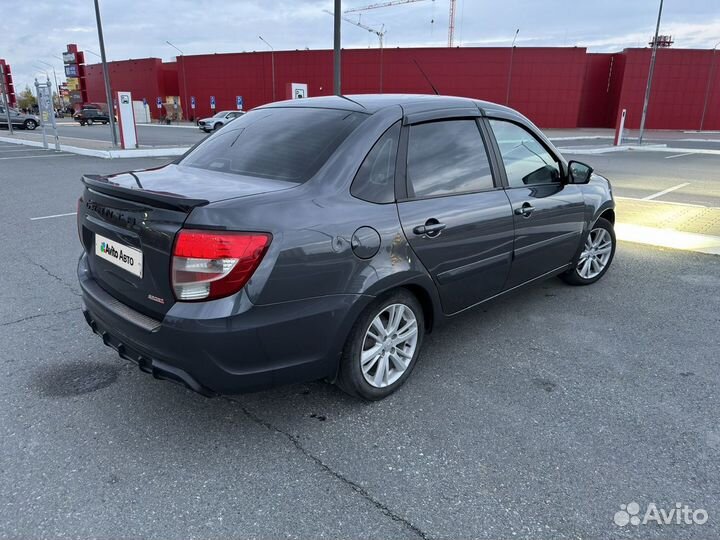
{"left": 568, "top": 160, "right": 593, "bottom": 184}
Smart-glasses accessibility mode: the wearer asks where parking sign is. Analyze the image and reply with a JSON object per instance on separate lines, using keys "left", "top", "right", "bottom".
{"left": 236, "top": 96, "right": 243, "bottom": 110}
{"left": 210, "top": 96, "right": 216, "bottom": 110}
{"left": 191, "top": 96, "right": 196, "bottom": 109}
{"left": 156, "top": 97, "right": 162, "bottom": 109}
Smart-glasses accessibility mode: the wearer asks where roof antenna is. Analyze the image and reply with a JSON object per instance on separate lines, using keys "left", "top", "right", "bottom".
{"left": 413, "top": 59, "right": 440, "bottom": 95}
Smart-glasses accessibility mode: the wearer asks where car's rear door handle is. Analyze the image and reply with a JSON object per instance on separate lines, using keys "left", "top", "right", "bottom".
{"left": 413, "top": 220, "right": 446, "bottom": 237}
{"left": 514, "top": 202, "right": 535, "bottom": 217}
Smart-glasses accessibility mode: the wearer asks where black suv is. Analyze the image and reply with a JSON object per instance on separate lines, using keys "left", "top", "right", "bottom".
{"left": 78, "top": 94, "right": 616, "bottom": 400}
{"left": 73, "top": 108, "right": 114, "bottom": 126}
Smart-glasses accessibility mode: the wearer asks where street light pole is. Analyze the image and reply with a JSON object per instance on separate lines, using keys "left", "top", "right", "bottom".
{"left": 333, "top": 0, "right": 341, "bottom": 95}
{"left": 700, "top": 41, "right": 720, "bottom": 131}
{"left": 166, "top": 41, "right": 189, "bottom": 121}
{"left": 258, "top": 36, "right": 276, "bottom": 102}
{"left": 506, "top": 29, "right": 520, "bottom": 105}
{"left": 93, "top": 0, "right": 119, "bottom": 147}
{"left": 638, "top": 0, "right": 664, "bottom": 145}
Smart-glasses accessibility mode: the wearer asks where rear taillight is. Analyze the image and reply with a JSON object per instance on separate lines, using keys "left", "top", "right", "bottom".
{"left": 171, "top": 230, "right": 271, "bottom": 301}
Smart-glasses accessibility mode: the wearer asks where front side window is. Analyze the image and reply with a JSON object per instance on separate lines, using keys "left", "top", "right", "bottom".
{"left": 406, "top": 119, "right": 494, "bottom": 198}
{"left": 489, "top": 119, "right": 561, "bottom": 188}
{"left": 350, "top": 122, "right": 400, "bottom": 204}
{"left": 181, "top": 107, "right": 367, "bottom": 183}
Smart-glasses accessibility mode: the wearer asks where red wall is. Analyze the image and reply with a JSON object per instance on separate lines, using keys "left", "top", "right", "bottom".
{"left": 178, "top": 47, "right": 587, "bottom": 127}
{"left": 86, "top": 58, "right": 177, "bottom": 118}
{"left": 82, "top": 46, "right": 720, "bottom": 130}
{"left": 616, "top": 48, "right": 720, "bottom": 130}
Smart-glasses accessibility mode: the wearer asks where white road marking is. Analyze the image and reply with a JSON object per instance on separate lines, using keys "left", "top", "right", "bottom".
{"left": 664, "top": 152, "right": 695, "bottom": 159}
{"left": 642, "top": 182, "right": 691, "bottom": 200}
{"left": 0, "top": 153, "right": 72, "bottom": 160}
{"left": 0, "top": 148, "right": 40, "bottom": 152}
{"left": 30, "top": 212, "right": 77, "bottom": 221}
{"left": 615, "top": 196, "right": 709, "bottom": 208}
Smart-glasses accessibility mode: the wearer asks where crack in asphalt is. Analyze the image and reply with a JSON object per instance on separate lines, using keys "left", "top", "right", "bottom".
{"left": 25, "top": 256, "right": 82, "bottom": 298}
{"left": 0, "top": 307, "right": 81, "bottom": 327}
{"left": 227, "top": 398, "right": 432, "bottom": 540}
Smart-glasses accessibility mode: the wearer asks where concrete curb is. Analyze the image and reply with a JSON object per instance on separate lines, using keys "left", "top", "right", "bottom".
{"left": 559, "top": 144, "right": 720, "bottom": 156}
{"left": 0, "top": 136, "right": 190, "bottom": 159}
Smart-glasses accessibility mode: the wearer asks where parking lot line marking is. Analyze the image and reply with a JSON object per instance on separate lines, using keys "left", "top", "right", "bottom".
{"left": 642, "top": 182, "right": 691, "bottom": 200}
{"left": 0, "top": 153, "right": 72, "bottom": 160}
{"left": 30, "top": 212, "right": 77, "bottom": 221}
{"left": 664, "top": 152, "right": 695, "bottom": 159}
{"left": 615, "top": 196, "right": 708, "bottom": 208}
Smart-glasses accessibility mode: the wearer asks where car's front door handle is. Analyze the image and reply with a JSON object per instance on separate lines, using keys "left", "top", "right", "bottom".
{"left": 413, "top": 220, "right": 446, "bottom": 237}
{"left": 514, "top": 202, "right": 535, "bottom": 217}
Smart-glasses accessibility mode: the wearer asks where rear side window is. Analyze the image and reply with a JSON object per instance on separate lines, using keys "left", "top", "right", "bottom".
{"left": 406, "top": 119, "right": 494, "bottom": 198}
{"left": 350, "top": 122, "right": 400, "bottom": 204}
{"left": 181, "top": 108, "right": 367, "bottom": 183}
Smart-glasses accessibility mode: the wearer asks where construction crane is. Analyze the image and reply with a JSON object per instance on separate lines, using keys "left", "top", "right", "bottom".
{"left": 345, "top": 0, "right": 457, "bottom": 47}
{"left": 324, "top": 10, "right": 388, "bottom": 91}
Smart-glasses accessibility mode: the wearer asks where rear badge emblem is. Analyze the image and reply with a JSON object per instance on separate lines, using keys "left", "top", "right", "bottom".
{"left": 147, "top": 294, "right": 165, "bottom": 305}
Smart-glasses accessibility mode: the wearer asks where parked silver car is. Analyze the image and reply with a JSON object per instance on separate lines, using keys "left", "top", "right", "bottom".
{"left": 0, "top": 106, "right": 39, "bottom": 130}
{"left": 198, "top": 110, "right": 244, "bottom": 132}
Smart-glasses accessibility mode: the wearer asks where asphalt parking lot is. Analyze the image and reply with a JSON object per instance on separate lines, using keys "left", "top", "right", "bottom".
{"left": 1, "top": 146, "right": 719, "bottom": 539}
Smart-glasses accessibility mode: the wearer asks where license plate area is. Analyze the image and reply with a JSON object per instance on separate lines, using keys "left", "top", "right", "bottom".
{"left": 94, "top": 233, "right": 143, "bottom": 278}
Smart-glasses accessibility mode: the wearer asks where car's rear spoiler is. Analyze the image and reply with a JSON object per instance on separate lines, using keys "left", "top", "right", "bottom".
{"left": 81, "top": 175, "right": 209, "bottom": 213}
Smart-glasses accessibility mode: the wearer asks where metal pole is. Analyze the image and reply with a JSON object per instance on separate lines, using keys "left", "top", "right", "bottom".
{"left": 379, "top": 33, "right": 384, "bottom": 93}
{"left": 35, "top": 79, "right": 48, "bottom": 149}
{"left": 271, "top": 49, "right": 276, "bottom": 102}
{"left": 166, "top": 42, "right": 188, "bottom": 121}
{"left": 93, "top": 0, "right": 119, "bottom": 147}
{"left": 47, "top": 76, "right": 61, "bottom": 151}
{"left": 258, "top": 37, "right": 276, "bottom": 103}
{"left": 700, "top": 42, "right": 720, "bottom": 131}
{"left": 334, "top": 0, "right": 342, "bottom": 95}
{"left": 0, "top": 65, "right": 14, "bottom": 135}
{"left": 506, "top": 29, "right": 519, "bottom": 105}
{"left": 638, "top": 0, "right": 663, "bottom": 145}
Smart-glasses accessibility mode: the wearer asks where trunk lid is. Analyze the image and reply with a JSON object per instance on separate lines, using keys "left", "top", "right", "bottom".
{"left": 79, "top": 164, "right": 295, "bottom": 318}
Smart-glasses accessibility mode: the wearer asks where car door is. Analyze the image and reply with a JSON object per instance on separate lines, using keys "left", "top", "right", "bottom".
{"left": 396, "top": 116, "right": 515, "bottom": 315}
{"left": 485, "top": 118, "right": 586, "bottom": 288}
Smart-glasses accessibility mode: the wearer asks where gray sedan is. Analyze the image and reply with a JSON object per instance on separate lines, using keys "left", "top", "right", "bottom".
{"left": 0, "top": 106, "right": 39, "bottom": 130}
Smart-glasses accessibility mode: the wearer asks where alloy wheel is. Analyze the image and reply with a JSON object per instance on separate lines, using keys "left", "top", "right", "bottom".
{"left": 361, "top": 303, "right": 418, "bottom": 388}
{"left": 577, "top": 227, "right": 613, "bottom": 279}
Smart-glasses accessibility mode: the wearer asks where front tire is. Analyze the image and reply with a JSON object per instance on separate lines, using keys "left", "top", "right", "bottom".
{"left": 561, "top": 217, "right": 616, "bottom": 286}
{"left": 24, "top": 119, "right": 37, "bottom": 130}
{"left": 213, "top": 122, "right": 221, "bottom": 131}
{"left": 336, "top": 290, "right": 425, "bottom": 400}
{"left": 87, "top": 118, "right": 94, "bottom": 126}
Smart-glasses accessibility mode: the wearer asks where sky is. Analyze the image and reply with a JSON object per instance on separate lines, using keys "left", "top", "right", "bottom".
{"left": 1, "top": 0, "right": 719, "bottom": 94}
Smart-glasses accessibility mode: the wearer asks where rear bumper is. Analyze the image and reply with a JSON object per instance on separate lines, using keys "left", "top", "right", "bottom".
{"left": 78, "top": 254, "right": 367, "bottom": 395}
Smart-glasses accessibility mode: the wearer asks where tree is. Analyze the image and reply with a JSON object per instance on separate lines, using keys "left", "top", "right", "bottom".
{"left": 17, "top": 85, "right": 36, "bottom": 110}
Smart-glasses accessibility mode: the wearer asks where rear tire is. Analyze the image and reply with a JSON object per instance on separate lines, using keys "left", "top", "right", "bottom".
{"left": 336, "top": 290, "right": 425, "bottom": 400}
{"left": 87, "top": 118, "right": 94, "bottom": 126}
{"left": 560, "top": 217, "right": 615, "bottom": 286}
{"left": 24, "top": 119, "right": 37, "bottom": 130}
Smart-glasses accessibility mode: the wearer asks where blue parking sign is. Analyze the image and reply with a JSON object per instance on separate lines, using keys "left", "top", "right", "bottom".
{"left": 156, "top": 97, "right": 162, "bottom": 109}
{"left": 142, "top": 97, "right": 147, "bottom": 106}
{"left": 236, "top": 95, "right": 243, "bottom": 110}
{"left": 190, "top": 96, "right": 196, "bottom": 109}
{"left": 210, "top": 96, "right": 216, "bottom": 109}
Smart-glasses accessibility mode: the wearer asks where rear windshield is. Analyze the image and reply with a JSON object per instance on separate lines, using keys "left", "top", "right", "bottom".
{"left": 181, "top": 108, "right": 367, "bottom": 183}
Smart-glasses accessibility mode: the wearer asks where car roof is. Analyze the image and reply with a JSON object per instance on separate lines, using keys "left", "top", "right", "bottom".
{"left": 258, "top": 94, "right": 520, "bottom": 118}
